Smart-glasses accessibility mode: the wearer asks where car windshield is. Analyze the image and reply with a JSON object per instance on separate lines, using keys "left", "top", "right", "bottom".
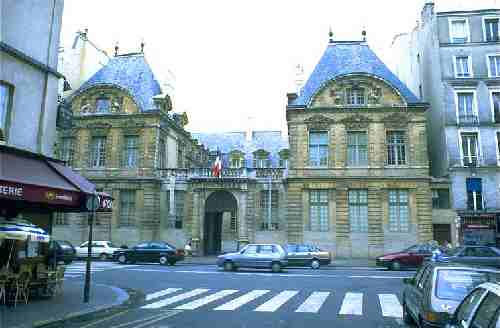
{"left": 435, "top": 269, "right": 500, "bottom": 301}
{"left": 404, "top": 245, "right": 420, "bottom": 252}
{"left": 107, "top": 242, "right": 117, "bottom": 248}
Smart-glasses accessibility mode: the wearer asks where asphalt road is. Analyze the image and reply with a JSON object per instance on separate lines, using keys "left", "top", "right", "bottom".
{"left": 61, "top": 261, "right": 417, "bottom": 328}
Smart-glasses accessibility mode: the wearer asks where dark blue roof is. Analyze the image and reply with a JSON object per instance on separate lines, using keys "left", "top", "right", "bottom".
{"left": 71, "top": 54, "right": 162, "bottom": 112}
{"left": 290, "top": 42, "right": 420, "bottom": 107}
{"left": 193, "top": 131, "right": 289, "bottom": 167}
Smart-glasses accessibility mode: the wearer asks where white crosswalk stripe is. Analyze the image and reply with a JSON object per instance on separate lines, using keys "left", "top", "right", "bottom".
{"left": 64, "top": 262, "right": 134, "bottom": 277}
{"left": 295, "top": 292, "right": 330, "bottom": 313}
{"left": 254, "top": 290, "right": 299, "bottom": 312}
{"left": 175, "top": 290, "right": 239, "bottom": 310}
{"left": 141, "top": 289, "right": 210, "bottom": 309}
{"left": 339, "top": 292, "right": 363, "bottom": 315}
{"left": 214, "top": 290, "right": 270, "bottom": 311}
{"left": 140, "top": 287, "right": 403, "bottom": 319}
{"left": 378, "top": 294, "right": 403, "bottom": 318}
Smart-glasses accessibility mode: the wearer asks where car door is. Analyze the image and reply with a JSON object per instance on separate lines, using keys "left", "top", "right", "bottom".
{"left": 132, "top": 242, "right": 150, "bottom": 262}
{"left": 453, "top": 288, "right": 487, "bottom": 328}
{"left": 91, "top": 242, "right": 105, "bottom": 257}
{"left": 408, "top": 264, "right": 432, "bottom": 320}
{"left": 257, "top": 245, "right": 275, "bottom": 268}
{"left": 236, "top": 245, "right": 259, "bottom": 268}
{"left": 404, "top": 264, "right": 425, "bottom": 318}
{"left": 468, "top": 291, "right": 500, "bottom": 328}
{"left": 77, "top": 242, "right": 88, "bottom": 257}
{"left": 148, "top": 242, "right": 165, "bottom": 262}
{"left": 403, "top": 245, "right": 421, "bottom": 267}
{"left": 461, "top": 247, "right": 482, "bottom": 266}
{"left": 473, "top": 247, "right": 500, "bottom": 268}
{"left": 286, "top": 244, "right": 299, "bottom": 266}
{"left": 296, "top": 245, "right": 312, "bottom": 266}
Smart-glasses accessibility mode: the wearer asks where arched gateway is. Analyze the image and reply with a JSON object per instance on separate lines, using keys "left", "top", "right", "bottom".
{"left": 204, "top": 190, "right": 238, "bottom": 255}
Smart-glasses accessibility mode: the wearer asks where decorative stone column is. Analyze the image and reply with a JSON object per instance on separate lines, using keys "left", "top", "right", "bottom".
{"left": 191, "top": 190, "right": 202, "bottom": 255}
{"left": 237, "top": 192, "right": 248, "bottom": 249}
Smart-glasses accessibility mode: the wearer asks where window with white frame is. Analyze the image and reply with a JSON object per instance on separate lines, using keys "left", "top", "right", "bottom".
{"left": 60, "top": 137, "right": 75, "bottom": 166}
{"left": 466, "top": 178, "right": 483, "bottom": 211}
{"left": 279, "top": 158, "right": 288, "bottom": 168}
{"left": 484, "top": 17, "right": 499, "bottom": 42}
{"left": 309, "top": 190, "right": 329, "bottom": 232}
{"left": 309, "top": 131, "right": 328, "bottom": 167}
{"left": 230, "top": 157, "right": 243, "bottom": 168}
{"left": 450, "top": 19, "right": 469, "bottom": 43}
{"left": 347, "top": 131, "right": 368, "bottom": 166}
{"left": 90, "top": 136, "right": 106, "bottom": 168}
{"left": 119, "top": 190, "right": 136, "bottom": 226}
{"left": 254, "top": 157, "right": 269, "bottom": 168}
{"left": 122, "top": 136, "right": 138, "bottom": 168}
{"left": 454, "top": 56, "right": 472, "bottom": 78}
{"left": 346, "top": 87, "right": 366, "bottom": 105}
{"left": 456, "top": 92, "right": 477, "bottom": 124}
{"left": 488, "top": 55, "right": 500, "bottom": 77}
{"left": 158, "top": 138, "right": 166, "bottom": 169}
{"left": 0, "top": 82, "right": 12, "bottom": 134}
{"left": 388, "top": 190, "right": 409, "bottom": 232}
{"left": 386, "top": 131, "right": 407, "bottom": 165}
{"left": 349, "top": 190, "right": 368, "bottom": 233}
{"left": 95, "top": 97, "right": 111, "bottom": 113}
{"left": 461, "top": 132, "right": 479, "bottom": 167}
{"left": 492, "top": 91, "right": 500, "bottom": 123}
{"left": 260, "top": 190, "right": 279, "bottom": 231}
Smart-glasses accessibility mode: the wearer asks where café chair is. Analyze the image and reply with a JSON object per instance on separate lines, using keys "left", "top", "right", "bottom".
{"left": 13, "top": 271, "right": 30, "bottom": 307}
{"left": 0, "top": 273, "right": 7, "bottom": 304}
{"left": 54, "top": 266, "right": 65, "bottom": 296}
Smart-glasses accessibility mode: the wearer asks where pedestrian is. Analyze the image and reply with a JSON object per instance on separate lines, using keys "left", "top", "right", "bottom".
{"left": 444, "top": 240, "right": 452, "bottom": 250}
{"left": 184, "top": 239, "right": 192, "bottom": 257}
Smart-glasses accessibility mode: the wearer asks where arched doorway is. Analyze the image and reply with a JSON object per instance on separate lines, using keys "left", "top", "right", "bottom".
{"left": 204, "top": 191, "right": 238, "bottom": 255}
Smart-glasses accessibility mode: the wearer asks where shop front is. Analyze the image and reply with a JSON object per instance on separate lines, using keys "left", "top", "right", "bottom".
{"left": 459, "top": 213, "right": 498, "bottom": 246}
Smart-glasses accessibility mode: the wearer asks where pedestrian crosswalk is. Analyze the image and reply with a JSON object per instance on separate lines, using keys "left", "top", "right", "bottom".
{"left": 140, "top": 287, "right": 404, "bottom": 319}
{"left": 64, "top": 262, "right": 134, "bottom": 278}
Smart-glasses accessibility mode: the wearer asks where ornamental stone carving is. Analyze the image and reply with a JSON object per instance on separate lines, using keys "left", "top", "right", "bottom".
{"left": 383, "top": 112, "right": 410, "bottom": 128}
{"left": 339, "top": 113, "right": 371, "bottom": 129}
{"left": 304, "top": 114, "right": 334, "bottom": 130}
{"left": 87, "top": 123, "right": 112, "bottom": 136}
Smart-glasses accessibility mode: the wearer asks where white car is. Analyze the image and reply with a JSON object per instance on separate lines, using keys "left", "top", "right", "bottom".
{"left": 76, "top": 241, "right": 121, "bottom": 260}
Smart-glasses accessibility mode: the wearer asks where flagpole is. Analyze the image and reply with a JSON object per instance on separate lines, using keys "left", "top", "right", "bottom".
{"left": 268, "top": 174, "right": 272, "bottom": 230}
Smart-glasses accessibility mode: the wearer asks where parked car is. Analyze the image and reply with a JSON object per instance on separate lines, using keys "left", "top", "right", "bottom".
{"left": 217, "top": 244, "right": 287, "bottom": 273}
{"left": 48, "top": 240, "right": 76, "bottom": 265}
{"left": 376, "top": 244, "right": 439, "bottom": 270}
{"left": 438, "top": 246, "right": 500, "bottom": 268}
{"left": 286, "top": 244, "right": 331, "bottom": 269}
{"left": 113, "top": 241, "right": 184, "bottom": 265}
{"left": 445, "top": 282, "right": 500, "bottom": 328}
{"left": 402, "top": 262, "right": 500, "bottom": 328}
{"left": 75, "top": 241, "right": 121, "bottom": 260}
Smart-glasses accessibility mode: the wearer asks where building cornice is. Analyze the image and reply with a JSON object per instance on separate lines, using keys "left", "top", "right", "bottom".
{"left": 439, "top": 41, "right": 500, "bottom": 48}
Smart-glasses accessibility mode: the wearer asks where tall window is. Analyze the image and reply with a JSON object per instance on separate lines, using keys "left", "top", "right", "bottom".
{"left": 165, "top": 191, "right": 184, "bottom": 229}
{"left": 466, "top": 178, "right": 483, "bottom": 211}
{"left": 119, "top": 190, "right": 136, "bottom": 226}
{"left": 90, "top": 137, "right": 106, "bottom": 168}
{"left": 484, "top": 18, "right": 499, "bottom": 42}
{"left": 95, "top": 97, "right": 111, "bottom": 112}
{"left": 349, "top": 190, "right": 368, "bottom": 232}
{"left": 60, "top": 138, "right": 75, "bottom": 166}
{"left": 254, "top": 157, "right": 269, "bottom": 168}
{"left": 457, "top": 92, "right": 476, "bottom": 124}
{"left": 492, "top": 92, "right": 500, "bottom": 123}
{"left": 432, "top": 189, "right": 450, "bottom": 209}
{"left": 488, "top": 55, "right": 500, "bottom": 77}
{"left": 386, "top": 131, "right": 407, "bottom": 165}
{"left": 122, "top": 136, "right": 138, "bottom": 168}
{"left": 260, "top": 190, "right": 279, "bottom": 231}
{"left": 231, "top": 157, "right": 243, "bottom": 168}
{"left": 54, "top": 213, "right": 68, "bottom": 225}
{"left": 450, "top": 19, "right": 468, "bottom": 43}
{"left": 461, "top": 132, "right": 479, "bottom": 167}
{"left": 279, "top": 158, "right": 288, "bottom": 168}
{"left": 0, "top": 82, "right": 12, "bottom": 135}
{"left": 309, "top": 131, "right": 328, "bottom": 167}
{"left": 347, "top": 132, "right": 368, "bottom": 166}
{"left": 309, "top": 190, "right": 329, "bottom": 232}
{"left": 454, "top": 56, "right": 472, "bottom": 78}
{"left": 388, "top": 190, "right": 409, "bottom": 232}
{"left": 158, "top": 139, "right": 166, "bottom": 169}
{"left": 346, "top": 88, "right": 366, "bottom": 105}
{"left": 497, "top": 132, "right": 500, "bottom": 164}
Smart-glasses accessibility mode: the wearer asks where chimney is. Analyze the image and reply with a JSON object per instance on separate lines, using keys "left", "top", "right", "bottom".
{"left": 246, "top": 117, "right": 253, "bottom": 142}
{"left": 421, "top": 2, "right": 435, "bottom": 25}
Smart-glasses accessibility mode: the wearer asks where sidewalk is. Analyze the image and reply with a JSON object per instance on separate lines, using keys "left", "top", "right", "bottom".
{"left": 0, "top": 280, "right": 129, "bottom": 328}
{"left": 181, "top": 256, "right": 377, "bottom": 268}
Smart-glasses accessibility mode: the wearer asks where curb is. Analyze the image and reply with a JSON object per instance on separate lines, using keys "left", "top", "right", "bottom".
{"left": 31, "top": 284, "right": 134, "bottom": 328}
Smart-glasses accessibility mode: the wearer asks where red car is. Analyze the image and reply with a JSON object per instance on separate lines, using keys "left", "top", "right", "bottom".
{"left": 376, "top": 244, "right": 438, "bottom": 270}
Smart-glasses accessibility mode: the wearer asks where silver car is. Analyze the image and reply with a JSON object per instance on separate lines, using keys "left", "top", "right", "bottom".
{"left": 216, "top": 244, "right": 288, "bottom": 273}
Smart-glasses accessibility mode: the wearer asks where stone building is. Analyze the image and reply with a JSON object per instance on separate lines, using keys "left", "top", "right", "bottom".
{"left": 391, "top": 2, "right": 500, "bottom": 246}
{"left": 52, "top": 49, "right": 208, "bottom": 246}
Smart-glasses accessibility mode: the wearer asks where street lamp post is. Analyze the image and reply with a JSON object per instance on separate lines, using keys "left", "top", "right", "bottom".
{"left": 83, "top": 193, "right": 98, "bottom": 303}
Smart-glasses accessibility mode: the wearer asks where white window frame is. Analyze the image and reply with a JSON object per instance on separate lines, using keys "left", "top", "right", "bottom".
{"left": 482, "top": 16, "right": 500, "bottom": 42}
{"left": 458, "top": 128, "right": 482, "bottom": 167}
{"left": 308, "top": 130, "right": 329, "bottom": 167}
{"left": 230, "top": 157, "right": 243, "bottom": 169}
{"left": 453, "top": 55, "right": 473, "bottom": 78}
{"left": 386, "top": 130, "right": 407, "bottom": 166}
{"left": 486, "top": 53, "right": 500, "bottom": 78}
{"left": 490, "top": 89, "right": 500, "bottom": 123}
{"left": 496, "top": 130, "right": 500, "bottom": 166}
{"left": 454, "top": 89, "right": 478, "bottom": 124}
{"left": 347, "top": 131, "right": 369, "bottom": 167}
{"left": 449, "top": 17, "right": 470, "bottom": 43}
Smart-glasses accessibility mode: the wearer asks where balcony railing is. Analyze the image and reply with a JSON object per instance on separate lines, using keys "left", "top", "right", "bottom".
{"left": 158, "top": 167, "right": 287, "bottom": 180}
{"left": 449, "top": 155, "right": 485, "bottom": 168}
{"left": 458, "top": 114, "right": 479, "bottom": 125}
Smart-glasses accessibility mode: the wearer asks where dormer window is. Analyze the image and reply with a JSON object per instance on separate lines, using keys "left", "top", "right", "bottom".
{"left": 96, "top": 97, "right": 111, "bottom": 113}
{"left": 230, "top": 158, "right": 243, "bottom": 168}
{"left": 346, "top": 87, "right": 366, "bottom": 105}
{"left": 253, "top": 150, "right": 270, "bottom": 168}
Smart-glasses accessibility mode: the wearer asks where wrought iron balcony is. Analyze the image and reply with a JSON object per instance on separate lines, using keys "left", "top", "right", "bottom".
{"left": 449, "top": 155, "right": 484, "bottom": 168}
{"left": 458, "top": 114, "right": 479, "bottom": 125}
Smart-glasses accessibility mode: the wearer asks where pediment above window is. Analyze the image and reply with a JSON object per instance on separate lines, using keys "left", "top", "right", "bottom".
{"left": 339, "top": 113, "right": 372, "bottom": 129}
{"left": 383, "top": 112, "right": 410, "bottom": 128}
{"left": 304, "top": 114, "right": 334, "bottom": 130}
{"left": 86, "top": 123, "right": 112, "bottom": 136}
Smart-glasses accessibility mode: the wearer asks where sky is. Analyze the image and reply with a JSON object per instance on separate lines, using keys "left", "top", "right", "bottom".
{"left": 60, "top": 0, "right": 499, "bottom": 133}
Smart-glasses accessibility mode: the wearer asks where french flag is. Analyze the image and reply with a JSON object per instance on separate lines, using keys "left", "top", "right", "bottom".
{"left": 212, "top": 156, "right": 222, "bottom": 178}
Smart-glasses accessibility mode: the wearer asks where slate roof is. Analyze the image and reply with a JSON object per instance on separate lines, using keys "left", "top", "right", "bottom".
{"left": 289, "top": 41, "right": 420, "bottom": 107}
{"left": 70, "top": 53, "right": 162, "bottom": 112}
{"left": 192, "top": 131, "right": 289, "bottom": 167}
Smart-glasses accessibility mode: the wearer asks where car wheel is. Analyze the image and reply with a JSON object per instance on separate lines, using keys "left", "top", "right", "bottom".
{"left": 118, "top": 254, "right": 127, "bottom": 264}
{"left": 271, "top": 262, "right": 282, "bottom": 273}
{"left": 223, "top": 261, "right": 234, "bottom": 271}
{"left": 159, "top": 256, "right": 168, "bottom": 265}
{"left": 402, "top": 302, "right": 413, "bottom": 324}
{"left": 310, "top": 259, "right": 321, "bottom": 270}
{"left": 390, "top": 261, "right": 401, "bottom": 271}
{"left": 99, "top": 253, "right": 108, "bottom": 261}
